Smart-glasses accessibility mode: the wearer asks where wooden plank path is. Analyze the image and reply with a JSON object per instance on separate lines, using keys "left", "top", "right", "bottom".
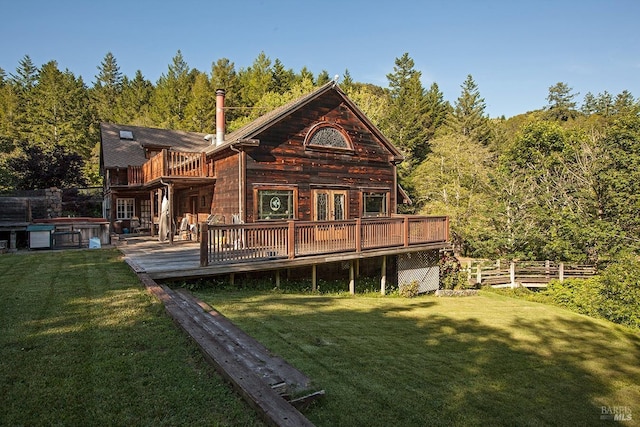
{"left": 133, "top": 269, "right": 323, "bottom": 427}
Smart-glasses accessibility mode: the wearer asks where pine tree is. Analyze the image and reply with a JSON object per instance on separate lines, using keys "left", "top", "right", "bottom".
{"left": 546, "top": 82, "right": 579, "bottom": 121}
{"left": 424, "top": 82, "right": 450, "bottom": 140}
{"left": 297, "top": 66, "right": 314, "bottom": 85}
{"left": 316, "top": 70, "right": 331, "bottom": 86}
{"left": 183, "top": 71, "right": 214, "bottom": 132}
{"left": 152, "top": 50, "right": 193, "bottom": 128}
{"left": 118, "top": 70, "right": 153, "bottom": 125}
{"left": 384, "top": 53, "right": 430, "bottom": 165}
{"left": 238, "top": 52, "right": 272, "bottom": 107}
{"left": 340, "top": 69, "right": 354, "bottom": 92}
{"left": 24, "top": 61, "right": 93, "bottom": 156}
{"left": 92, "top": 52, "right": 123, "bottom": 122}
{"left": 446, "top": 74, "right": 491, "bottom": 145}
{"left": 270, "top": 59, "right": 294, "bottom": 94}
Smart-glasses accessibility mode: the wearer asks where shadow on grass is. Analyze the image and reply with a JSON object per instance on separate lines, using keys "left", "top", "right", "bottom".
{"left": 200, "top": 292, "right": 640, "bottom": 426}
{"left": 0, "top": 250, "right": 263, "bottom": 427}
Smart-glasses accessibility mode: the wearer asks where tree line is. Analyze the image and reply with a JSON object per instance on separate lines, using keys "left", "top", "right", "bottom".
{"left": 1, "top": 50, "right": 638, "bottom": 263}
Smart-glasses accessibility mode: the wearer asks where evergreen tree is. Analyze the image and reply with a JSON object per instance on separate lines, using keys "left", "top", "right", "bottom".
{"left": 424, "top": 82, "right": 450, "bottom": 140}
{"left": 24, "top": 61, "right": 93, "bottom": 157}
{"left": 270, "top": 59, "right": 294, "bottom": 94}
{"left": 152, "top": 50, "right": 193, "bottom": 128}
{"left": 316, "top": 70, "right": 331, "bottom": 86}
{"left": 118, "top": 70, "right": 153, "bottom": 125}
{"left": 446, "top": 74, "right": 491, "bottom": 145}
{"left": 612, "top": 90, "right": 637, "bottom": 116}
{"left": 582, "top": 92, "right": 597, "bottom": 115}
{"left": 297, "top": 66, "right": 314, "bottom": 85}
{"left": 210, "top": 58, "right": 240, "bottom": 123}
{"left": 340, "top": 69, "right": 354, "bottom": 92}
{"left": 92, "top": 52, "right": 123, "bottom": 122}
{"left": 238, "top": 52, "right": 272, "bottom": 107}
{"left": 384, "top": 52, "right": 430, "bottom": 165}
{"left": 183, "top": 71, "right": 214, "bottom": 132}
{"left": 546, "top": 82, "right": 579, "bottom": 121}
{"left": 10, "top": 55, "right": 38, "bottom": 92}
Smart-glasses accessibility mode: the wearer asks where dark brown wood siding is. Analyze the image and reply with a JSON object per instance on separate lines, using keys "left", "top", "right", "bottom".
{"left": 243, "top": 92, "right": 397, "bottom": 222}
{"left": 211, "top": 154, "right": 240, "bottom": 223}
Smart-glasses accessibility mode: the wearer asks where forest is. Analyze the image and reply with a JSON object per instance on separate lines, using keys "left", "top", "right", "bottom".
{"left": 1, "top": 50, "right": 638, "bottom": 264}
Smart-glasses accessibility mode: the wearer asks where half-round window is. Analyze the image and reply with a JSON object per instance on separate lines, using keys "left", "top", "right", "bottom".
{"left": 304, "top": 123, "right": 353, "bottom": 152}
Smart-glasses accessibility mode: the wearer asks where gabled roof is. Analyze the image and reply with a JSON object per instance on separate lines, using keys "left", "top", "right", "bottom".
{"left": 100, "top": 123, "right": 210, "bottom": 168}
{"left": 205, "top": 81, "right": 405, "bottom": 163}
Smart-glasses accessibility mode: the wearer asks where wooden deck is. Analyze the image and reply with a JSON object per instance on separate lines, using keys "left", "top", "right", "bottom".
{"left": 118, "top": 234, "right": 449, "bottom": 282}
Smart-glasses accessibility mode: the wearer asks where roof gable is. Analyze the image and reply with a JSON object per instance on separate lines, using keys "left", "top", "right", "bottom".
{"left": 205, "top": 81, "right": 404, "bottom": 163}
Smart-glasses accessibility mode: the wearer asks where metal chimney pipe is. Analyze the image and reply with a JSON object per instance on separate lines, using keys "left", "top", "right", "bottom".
{"left": 215, "top": 89, "right": 225, "bottom": 146}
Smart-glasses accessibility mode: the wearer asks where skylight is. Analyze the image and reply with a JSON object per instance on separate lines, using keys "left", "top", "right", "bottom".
{"left": 119, "top": 130, "right": 134, "bottom": 140}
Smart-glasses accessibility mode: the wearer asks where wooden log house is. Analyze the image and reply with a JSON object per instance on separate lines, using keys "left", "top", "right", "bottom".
{"left": 100, "top": 80, "right": 450, "bottom": 290}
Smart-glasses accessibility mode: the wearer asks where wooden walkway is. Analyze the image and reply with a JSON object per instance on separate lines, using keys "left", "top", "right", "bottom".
{"left": 134, "top": 270, "right": 322, "bottom": 426}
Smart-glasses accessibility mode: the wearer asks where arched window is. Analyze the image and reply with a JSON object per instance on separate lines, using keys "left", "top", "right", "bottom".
{"left": 304, "top": 122, "right": 353, "bottom": 152}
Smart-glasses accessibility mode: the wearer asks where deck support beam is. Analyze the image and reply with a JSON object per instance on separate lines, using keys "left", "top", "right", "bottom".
{"left": 349, "top": 261, "right": 355, "bottom": 294}
{"left": 380, "top": 255, "right": 387, "bottom": 295}
{"left": 275, "top": 270, "right": 280, "bottom": 288}
{"left": 311, "top": 265, "right": 317, "bottom": 292}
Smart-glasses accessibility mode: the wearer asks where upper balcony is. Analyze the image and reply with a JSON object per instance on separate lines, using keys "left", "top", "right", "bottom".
{"left": 128, "top": 150, "right": 212, "bottom": 185}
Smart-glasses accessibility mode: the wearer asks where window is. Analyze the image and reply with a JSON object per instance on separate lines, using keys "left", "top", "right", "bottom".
{"left": 116, "top": 198, "right": 135, "bottom": 219}
{"left": 257, "top": 189, "right": 295, "bottom": 220}
{"left": 363, "top": 192, "right": 388, "bottom": 217}
{"left": 304, "top": 122, "right": 353, "bottom": 152}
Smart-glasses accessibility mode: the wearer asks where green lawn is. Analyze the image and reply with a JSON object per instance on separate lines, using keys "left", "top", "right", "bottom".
{"left": 2, "top": 249, "right": 639, "bottom": 426}
{"left": 0, "top": 249, "right": 262, "bottom": 426}
{"left": 195, "top": 288, "right": 640, "bottom": 426}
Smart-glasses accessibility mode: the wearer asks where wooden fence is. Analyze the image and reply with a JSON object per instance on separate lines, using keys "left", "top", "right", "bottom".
{"left": 200, "top": 216, "right": 449, "bottom": 266}
{"left": 466, "top": 260, "right": 597, "bottom": 288}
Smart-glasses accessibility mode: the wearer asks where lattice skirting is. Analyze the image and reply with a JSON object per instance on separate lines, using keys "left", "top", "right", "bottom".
{"left": 397, "top": 250, "right": 440, "bottom": 293}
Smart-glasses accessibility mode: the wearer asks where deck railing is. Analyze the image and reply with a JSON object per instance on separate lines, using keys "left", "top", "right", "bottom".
{"left": 200, "top": 215, "right": 449, "bottom": 266}
{"left": 139, "top": 150, "right": 210, "bottom": 183}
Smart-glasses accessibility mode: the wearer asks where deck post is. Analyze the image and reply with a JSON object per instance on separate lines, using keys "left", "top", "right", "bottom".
{"left": 229, "top": 273, "right": 235, "bottom": 286}
{"left": 287, "top": 220, "right": 295, "bottom": 259}
{"left": 355, "top": 218, "right": 362, "bottom": 252}
{"left": 380, "top": 256, "right": 387, "bottom": 295}
{"left": 168, "top": 183, "right": 174, "bottom": 244}
{"left": 311, "top": 264, "right": 317, "bottom": 292}
{"left": 275, "top": 270, "right": 280, "bottom": 288}
{"left": 559, "top": 262, "right": 564, "bottom": 282}
{"left": 199, "top": 222, "right": 209, "bottom": 267}
{"left": 403, "top": 216, "right": 410, "bottom": 247}
{"left": 349, "top": 261, "right": 355, "bottom": 294}
{"left": 150, "top": 190, "right": 156, "bottom": 236}
{"left": 476, "top": 265, "right": 482, "bottom": 285}
{"left": 510, "top": 262, "right": 516, "bottom": 288}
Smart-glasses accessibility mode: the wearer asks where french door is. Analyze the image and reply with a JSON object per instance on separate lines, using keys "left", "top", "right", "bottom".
{"left": 313, "top": 189, "right": 348, "bottom": 241}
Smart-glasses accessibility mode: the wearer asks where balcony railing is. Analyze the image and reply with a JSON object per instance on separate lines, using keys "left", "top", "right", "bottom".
{"left": 200, "top": 215, "right": 449, "bottom": 266}
{"left": 127, "top": 150, "right": 211, "bottom": 185}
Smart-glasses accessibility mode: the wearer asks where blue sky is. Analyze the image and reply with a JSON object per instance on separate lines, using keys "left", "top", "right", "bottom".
{"left": 2, "top": 0, "right": 639, "bottom": 118}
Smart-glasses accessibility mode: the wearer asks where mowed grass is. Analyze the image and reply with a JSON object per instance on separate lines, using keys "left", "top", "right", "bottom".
{"left": 196, "top": 288, "right": 640, "bottom": 426}
{"left": 0, "top": 249, "right": 262, "bottom": 426}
